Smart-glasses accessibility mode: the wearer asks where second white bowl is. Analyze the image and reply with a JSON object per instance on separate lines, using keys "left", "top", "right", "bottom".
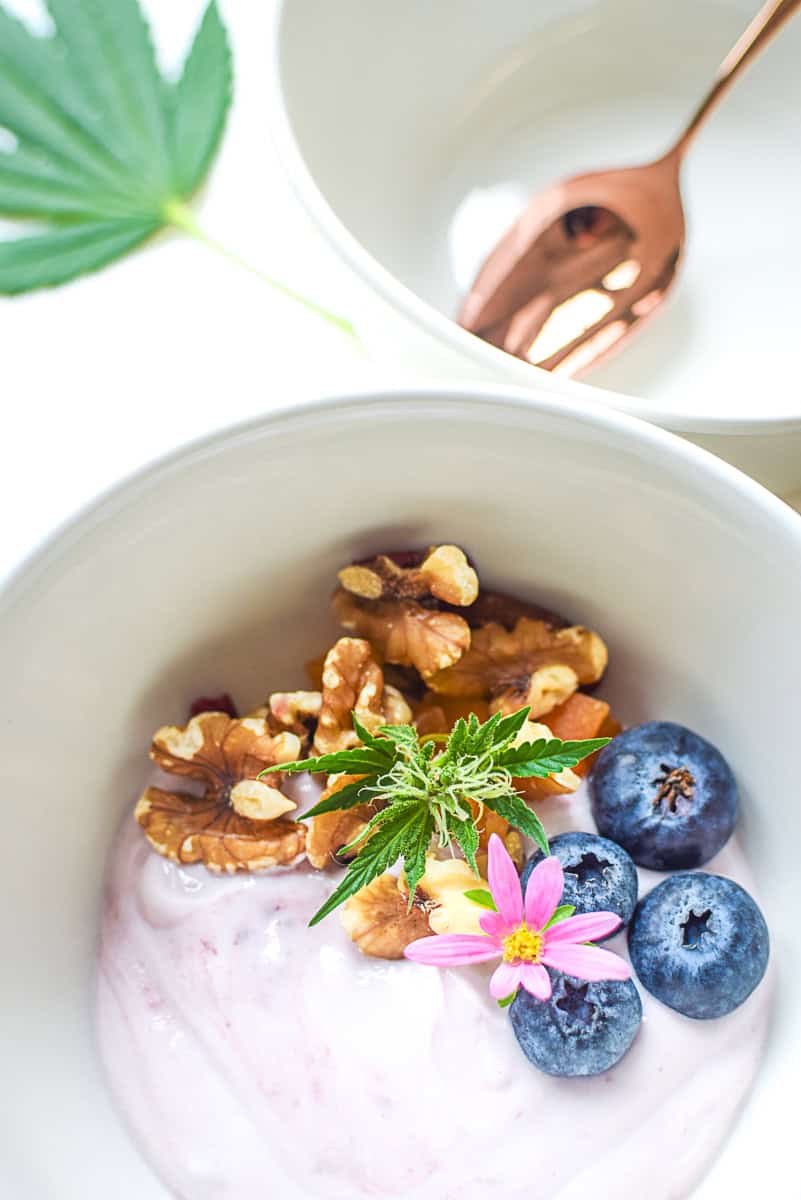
{"left": 271, "top": 0, "right": 801, "bottom": 492}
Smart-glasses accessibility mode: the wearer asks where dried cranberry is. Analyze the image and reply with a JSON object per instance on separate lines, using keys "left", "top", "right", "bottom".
{"left": 188, "top": 692, "right": 239, "bottom": 720}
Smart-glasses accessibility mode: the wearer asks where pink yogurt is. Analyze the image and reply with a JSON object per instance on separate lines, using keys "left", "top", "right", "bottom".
{"left": 96, "top": 781, "right": 771, "bottom": 1200}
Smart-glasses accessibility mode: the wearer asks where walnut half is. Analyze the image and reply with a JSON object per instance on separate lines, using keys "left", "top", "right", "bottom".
{"left": 135, "top": 712, "right": 306, "bottom": 873}
{"left": 427, "top": 616, "right": 608, "bottom": 718}
{"left": 399, "top": 857, "right": 490, "bottom": 936}
{"left": 333, "top": 590, "right": 471, "bottom": 680}
{"left": 341, "top": 855, "right": 502, "bottom": 959}
{"left": 267, "top": 690, "right": 322, "bottom": 746}
{"left": 313, "top": 636, "right": 412, "bottom": 755}
{"left": 305, "top": 775, "right": 378, "bottom": 870}
{"left": 338, "top": 545, "right": 478, "bottom": 608}
{"left": 340, "top": 873, "right": 433, "bottom": 959}
{"left": 494, "top": 663, "right": 579, "bottom": 720}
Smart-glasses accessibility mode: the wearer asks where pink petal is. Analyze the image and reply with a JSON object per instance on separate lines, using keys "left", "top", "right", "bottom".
{"left": 541, "top": 943, "right": 631, "bottom": 982}
{"left": 519, "top": 962, "right": 552, "bottom": 1000}
{"left": 478, "top": 912, "right": 509, "bottom": 941}
{"left": 524, "top": 855, "right": 564, "bottom": 929}
{"left": 544, "top": 911, "right": 622, "bottom": 945}
{"left": 487, "top": 833, "right": 523, "bottom": 927}
{"left": 489, "top": 961, "right": 522, "bottom": 1000}
{"left": 404, "top": 934, "right": 502, "bottom": 966}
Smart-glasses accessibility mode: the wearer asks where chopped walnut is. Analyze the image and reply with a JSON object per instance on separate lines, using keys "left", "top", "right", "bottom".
{"left": 267, "top": 689, "right": 322, "bottom": 747}
{"left": 340, "top": 873, "right": 433, "bottom": 959}
{"left": 313, "top": 637, "right": 412, "bottom": 755}
{"left": 135, "top": 712, "right": 305, "bottom": 873}
{"left": 427, "top": 617, "right": 608, "bottom": 717}
{"left": 314, "top": 638, "right": 383, "bottom": 754}
{"left": 419, "top": 545, "right": 479, "bottom": 606}
{"left": 307, "top": 805, "right": 375, "bottom": 869}
{"left": 338, "top": 544, "right": 478, "bottom": 608}
{"left": 401, "top": 857, "right": 490, "bottom": 936}
{"left": 382, "top": 662, "right": 427, "bottom": 702}
{"left": 491, "top": 663, "right": 579, "bottom": 720}
{"left": 305, "top": 775, "right": 379, "bottom": 870}
{"left": 228, "top": 777, "right": 298, "bottom": 821}
{"left": 333, "top": 590, "right": 471, "bottom": 680}
{"left": 384, "top": 683, "right": 413, "bottom": 725}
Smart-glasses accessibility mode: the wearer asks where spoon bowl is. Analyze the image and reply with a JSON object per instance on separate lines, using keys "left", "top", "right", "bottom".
{"left": 460, "top": 0, "right": 800, "bottom": 375}
{"left": 460, "top": 154, "right": 684, "bottom": 373}
{"left": 272, "top": 0, "right": 801, "bottom": 491}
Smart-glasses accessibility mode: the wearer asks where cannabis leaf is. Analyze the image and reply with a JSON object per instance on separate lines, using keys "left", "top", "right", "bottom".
{"left": 0, "top": 0, "right": 353, "bottom": 329}
{"left": 308, "top": 805, "right": 434, "bottom": 928}
{"left": 496, "top": 737, "right": 610, "bottom": 778}
{"left": 300, "top": 778, "right": 378, "bottom": 820}
{"left": 262, "top": 705, "right": 610, "bottom": 925}
{"left": 0, "top": 0, "right": 229, "bottom": 290}
{"left": 445, "top": 812, "right": 479, "bottom": 873}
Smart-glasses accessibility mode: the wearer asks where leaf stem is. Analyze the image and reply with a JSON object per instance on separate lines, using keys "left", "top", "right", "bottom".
{"left": 164, "top": 200, "right": 357, "bottom": 338}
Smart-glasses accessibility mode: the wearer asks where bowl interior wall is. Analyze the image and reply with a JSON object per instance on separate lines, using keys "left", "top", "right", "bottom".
{"left": 1, "top": 394, "right": 799, "bottom": 1196}
{"left": 277, "top": 0, "right": 801, "bottom": 418}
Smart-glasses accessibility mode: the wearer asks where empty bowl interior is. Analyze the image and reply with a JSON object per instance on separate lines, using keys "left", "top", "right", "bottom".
{"left": 2, "top": 389, "right": 800, "bottom": 1197}
{"left": 276, "top": 0, "right": 801, "bottom": 422}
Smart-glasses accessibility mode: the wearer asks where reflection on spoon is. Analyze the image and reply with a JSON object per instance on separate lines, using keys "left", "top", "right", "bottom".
{"left": 458, "top": 0, "right": 801, "bottom": 376}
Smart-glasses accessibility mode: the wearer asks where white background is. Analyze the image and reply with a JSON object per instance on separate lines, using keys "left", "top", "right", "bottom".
{"left": 1, "top": 0, "right": 799, "bottom": 582}
{"left": 0, "top": 0, "right": 381, "bottom": 580}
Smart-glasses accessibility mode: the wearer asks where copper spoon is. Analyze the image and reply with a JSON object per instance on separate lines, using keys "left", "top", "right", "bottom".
{"left": 458, "top": 0, "right": 801, "bottom": 376}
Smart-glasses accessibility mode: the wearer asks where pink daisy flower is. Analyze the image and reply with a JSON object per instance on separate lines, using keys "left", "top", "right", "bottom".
{"left": 404, "top": 833, "right": 631, "bottom": 1002}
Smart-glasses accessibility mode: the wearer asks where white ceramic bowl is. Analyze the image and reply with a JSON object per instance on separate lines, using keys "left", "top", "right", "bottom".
{"left": 2, "top": 386, "right": 800, "bottom": 1197}
{"left": 271, "top": 0, "right": 801, "bottom": 493}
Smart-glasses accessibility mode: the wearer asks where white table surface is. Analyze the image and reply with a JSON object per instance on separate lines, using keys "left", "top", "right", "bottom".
{"left": 1, "top": 0, "right": 799, "bottom": 585}
{"left": 0, "top": 0, "right": 384, "bottom": 582}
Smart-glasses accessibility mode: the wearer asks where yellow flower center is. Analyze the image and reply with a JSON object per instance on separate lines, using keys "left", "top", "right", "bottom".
{"left": 502, "top": 924, "right": 544, "bottom": 963}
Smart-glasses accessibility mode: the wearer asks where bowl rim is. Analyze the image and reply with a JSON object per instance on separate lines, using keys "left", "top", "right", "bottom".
{"left": 3, "top": 386, "right": 798, "bottom": 1200}
{"left": 268, "top": 0, "right": 801, "bottom": 439}
{"left": 3, "top": 384, "right": 801, "bottom": 610}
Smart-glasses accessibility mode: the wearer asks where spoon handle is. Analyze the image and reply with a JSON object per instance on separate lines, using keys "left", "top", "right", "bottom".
{"left": 673, "top": 0, "right": 801, "bottom": 158}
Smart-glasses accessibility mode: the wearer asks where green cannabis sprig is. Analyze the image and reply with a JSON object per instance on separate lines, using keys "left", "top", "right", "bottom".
{"left": 262, "top": 707, "right": 609, "bottom": 926}
{"left": 0, "top": 0, "right": 353, "bottom": 331}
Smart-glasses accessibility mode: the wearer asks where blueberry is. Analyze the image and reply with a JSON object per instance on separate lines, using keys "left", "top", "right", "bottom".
{"left": 521, "top": 832, "right": 638, "bottom": 940}
{"left": 628, "top": 872, "right": 769, "bottom": 1019}
{"left": 510, "top": 972, "right": 642, "bottom": 1076}
{"left": 589, "top": 721, "right": 737, "bottom": 870}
